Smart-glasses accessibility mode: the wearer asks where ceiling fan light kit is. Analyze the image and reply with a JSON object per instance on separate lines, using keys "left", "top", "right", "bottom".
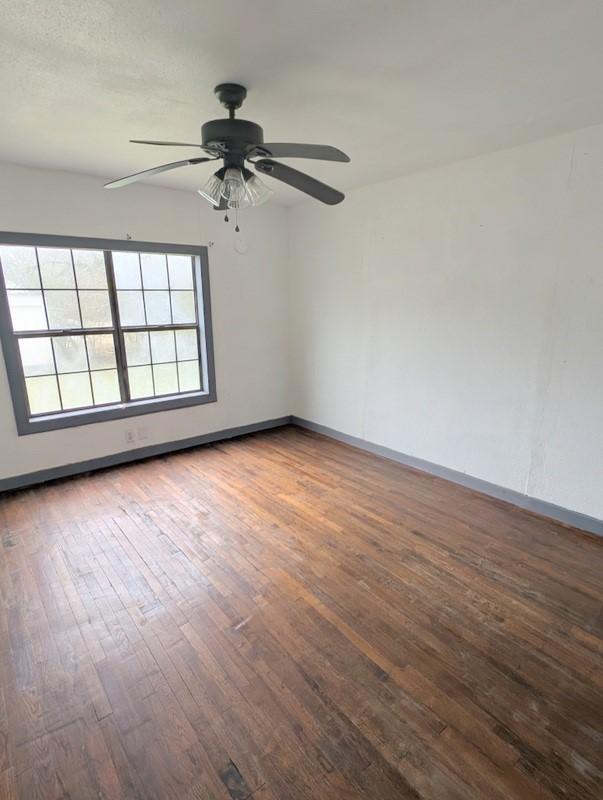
{"left": 105, "top": 83, "right": 350, "bottom": 227}
{"left": 244, "top": 173, "right": 273, "bottom": 206}
{"left": 197, "top": 168, "right": 225, "bottom": 207}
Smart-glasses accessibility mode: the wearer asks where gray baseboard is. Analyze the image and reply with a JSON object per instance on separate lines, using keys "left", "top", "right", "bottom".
{"left": 291, "top": 416, "right": 603, "bottom": 537}
{"left": 3, "top": 413, "right": 601, "bottom": 538}
{"left": 0, "top": 416, "right": 291, "bottom": 493}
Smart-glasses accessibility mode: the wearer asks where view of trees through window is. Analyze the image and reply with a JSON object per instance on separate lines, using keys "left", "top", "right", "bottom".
{"left": 0, "top": 243, "right": 205, "bottom": 418}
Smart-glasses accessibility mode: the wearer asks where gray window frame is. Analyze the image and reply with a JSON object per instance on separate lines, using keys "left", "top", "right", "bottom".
{"left": 0, "top": 232, "right": 216, "bottom": 436}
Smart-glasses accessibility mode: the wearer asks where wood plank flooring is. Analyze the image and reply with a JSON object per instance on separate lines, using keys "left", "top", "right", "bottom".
{"left": 0, "top": 425, "right": 602, "bottom": 800}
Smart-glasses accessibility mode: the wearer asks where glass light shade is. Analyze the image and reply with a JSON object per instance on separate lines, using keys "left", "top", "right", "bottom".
{"left": 197, "top": 167, "right": 273, "bottom": 210}
{"left": 221, "top": 168, "right": 251, "bottom": 209}
{"left": 245, "top": 174, "right": 273, "bottom": 206}
{"left": 197, "top": 172, "right": 223, "bottom": 206}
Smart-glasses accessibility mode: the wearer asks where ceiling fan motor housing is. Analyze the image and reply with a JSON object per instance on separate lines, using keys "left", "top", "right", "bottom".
{"left": 202, "top": 119, "right": 264, "bottom": 166}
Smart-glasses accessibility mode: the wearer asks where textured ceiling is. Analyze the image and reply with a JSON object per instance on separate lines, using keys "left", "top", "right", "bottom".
{"left": 2, "top": 0, "right": 603, "bottom": 205}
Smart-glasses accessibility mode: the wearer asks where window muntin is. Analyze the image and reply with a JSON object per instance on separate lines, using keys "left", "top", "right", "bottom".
{"left": 0, "top": 236, "right": 214, "bottom": 433}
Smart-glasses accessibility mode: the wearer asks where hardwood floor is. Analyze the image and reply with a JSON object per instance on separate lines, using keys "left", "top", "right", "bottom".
{"left": 0, "top": 425, "right": 601, "bottom": 800}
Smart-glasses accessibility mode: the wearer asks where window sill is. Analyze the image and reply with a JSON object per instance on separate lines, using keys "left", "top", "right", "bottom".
{"left": 16, "top": 389, "right": 217, "bottom": 435}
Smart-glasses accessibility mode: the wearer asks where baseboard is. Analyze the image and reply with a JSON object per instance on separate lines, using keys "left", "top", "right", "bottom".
{"left": 290, "top": 416, "right": 603, "bottom": 537}
{"left": 3, "top": 413, "right": 601, "bottom": 538}
{"left": 0, "top": 416, "right": 291, "bottom": 493}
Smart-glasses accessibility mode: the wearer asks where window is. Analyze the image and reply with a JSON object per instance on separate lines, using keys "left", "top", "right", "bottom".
{"left": 0, "top": 233, "right": 215, "bottom": 435}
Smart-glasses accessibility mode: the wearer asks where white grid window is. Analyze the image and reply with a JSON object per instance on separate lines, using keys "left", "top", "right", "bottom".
{"left": 0, "top": 235, "right": 215, "bottom": 434}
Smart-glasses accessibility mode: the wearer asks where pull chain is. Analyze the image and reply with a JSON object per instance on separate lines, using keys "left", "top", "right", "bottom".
{"left": 222, "top": 206, "right": 241, "bottom": 233}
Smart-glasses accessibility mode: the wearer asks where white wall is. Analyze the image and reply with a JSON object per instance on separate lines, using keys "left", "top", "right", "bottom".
{"left": 0, "top": 162, "right": 289, "bottom": 479}
{"left": 2, "top": 126, "right": 602, "bottom": 522}
{"left": 288, "top": 124, "right": 603, "bottom": 520}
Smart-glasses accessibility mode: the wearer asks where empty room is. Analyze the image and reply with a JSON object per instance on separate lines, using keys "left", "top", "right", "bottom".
{"left": 0, "top": 2, "right": 602, "bottom": 799}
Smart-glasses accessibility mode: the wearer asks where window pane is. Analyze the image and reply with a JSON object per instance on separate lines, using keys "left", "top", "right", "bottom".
{"left": 117, "top": 291, "right": 145, "bottom": 326}
{"left": 128, "top": 365, "right": 154, "bottom": 398}
{"left": 38, "top": 248, "right": 75, "bottom": 289}
{"left": 178, "top": 360, "right": 200, "bottom": 392}
{"left": 124, "top": 331, "right": 150, "bottom": 365}
{"left": 144, "top": 291, "right": 171, "bottom": 324}
{"left": 7, "top": 290, "right": 47, "bottom": 331}
{"left": 5, "top": 244, "right": 207, "bottom": 424}
{"left": 153, "top": 362, "right": 178, "bottom": 395}
{"left": 53, "top": 336, "right": 88, "bottom": 373}
{"left": 45, "top": 290, "right": 81, "bottom": 329}
{"left": 168, "top": 255, "right": 193, "bottom": 289}
{"left": 150, "top": 330, "right": 175, "bottom": 363}
{"left": 113, "top": 252, "right": 141, "bottom": 289}
{"left": 141, "top": 253, "right": 168, "bottom": 289}
{"left": 86, "top": 334, "right": 116, "bottom": 370}
{"left": 19, "top": 337, "right": 54, "bottom": 376}
{"left": 73, "top": 250, "right": 107, "bottom": 289}
{"left": 91, "top": 369, "right": 120, "bottom": 405}
{"left": 58, "top": 372, "right": 93, "bottom": 409}
{"left": 0, "top": 246, "right": 40, "bottom": 288}
{"left": 175, "top": 329, "right": 198, "bottom": 361}
{"left": 79, "top": 290, "right": 112, "bottom": 327}
{"left": 171, "top": 291, "right": 196, "bottom": 324}
{"left": 25, "top": 375, "right": 61, "bottom": 414}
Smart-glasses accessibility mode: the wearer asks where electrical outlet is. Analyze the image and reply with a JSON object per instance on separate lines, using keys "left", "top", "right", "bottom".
{"left": 137, "top": 427, "right": 149, "bottom": 441}
{"left": 125, "top": 430, "right": 135, "bottom": 444}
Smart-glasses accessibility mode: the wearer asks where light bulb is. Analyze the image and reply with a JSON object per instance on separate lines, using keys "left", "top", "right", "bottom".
{"left": 245, "top": 174, "right": 272, "bottom": 206}
{"left": 197, "top": 170, "right": 224, "bottom": 206}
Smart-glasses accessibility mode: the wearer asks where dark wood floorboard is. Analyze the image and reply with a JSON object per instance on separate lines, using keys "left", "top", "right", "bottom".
{"left": 0, "top": 425, "right": 602, "bottom": 800}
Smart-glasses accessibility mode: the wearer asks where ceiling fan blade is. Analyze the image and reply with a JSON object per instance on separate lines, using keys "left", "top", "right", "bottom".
{"left": 131, "top": 139, "right": 220, "bottom": 157}
{"left": 253, "top": 143, "right": 350, "bottom": 162}
{"left": 254, "top": 159, "right": 344, "bottom": 205}
{"left": 130, "top": 139, "right": 205, "bottom": 147}
{"left": 104, "top": 157, "right": 215, "bottom": 189}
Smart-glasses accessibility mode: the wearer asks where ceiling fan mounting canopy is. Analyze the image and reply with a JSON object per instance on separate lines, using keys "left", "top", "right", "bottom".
{"left": 105, "top": 82, "right": 350, "bottom": 206}
{"left": 214, "top": 82, "right": 247, "bottom": 111}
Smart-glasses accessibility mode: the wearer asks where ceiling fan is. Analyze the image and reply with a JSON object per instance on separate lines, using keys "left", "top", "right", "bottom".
{"left": 105, "top": 83, "right": 350, "bottom": 216}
